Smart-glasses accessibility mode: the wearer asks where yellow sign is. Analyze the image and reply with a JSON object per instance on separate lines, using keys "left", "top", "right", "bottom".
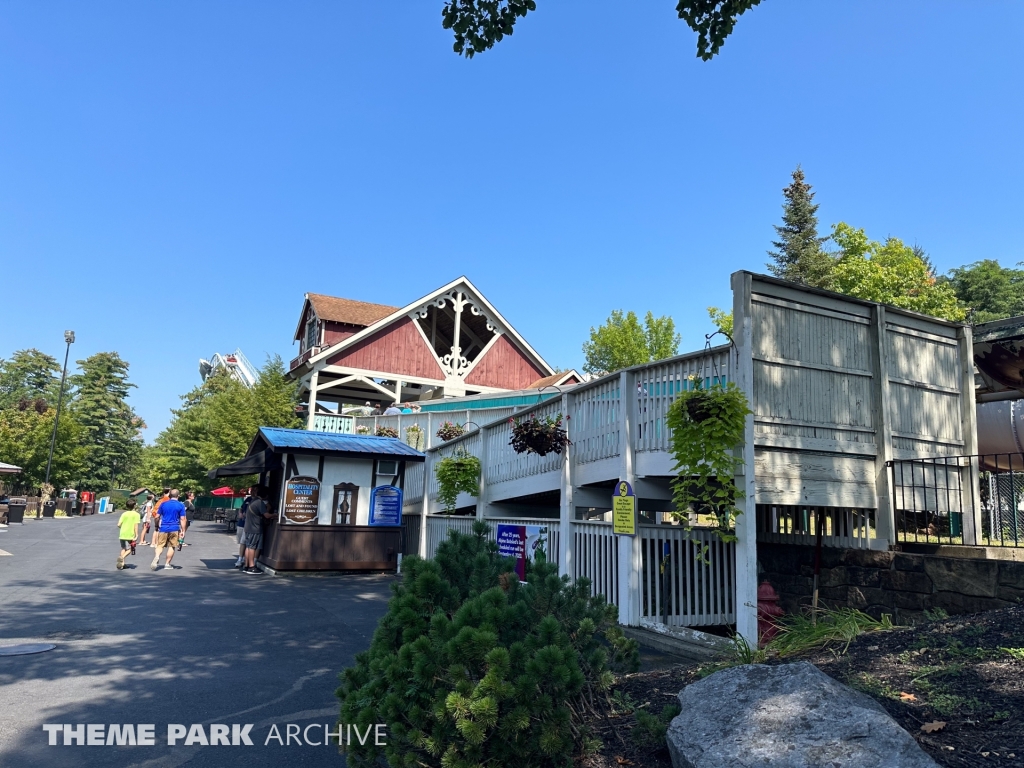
{"left": 612, "top": 481, "right": 636, "bottom": 536}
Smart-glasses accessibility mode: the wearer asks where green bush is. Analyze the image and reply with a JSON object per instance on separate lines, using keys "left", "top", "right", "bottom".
{"left": 337, "top": 522, "right": 638, "bottom": 767}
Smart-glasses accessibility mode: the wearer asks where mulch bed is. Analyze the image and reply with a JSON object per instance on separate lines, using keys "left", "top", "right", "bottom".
{"left": 580, "top": 606, "right": 1024, "bottom": 767}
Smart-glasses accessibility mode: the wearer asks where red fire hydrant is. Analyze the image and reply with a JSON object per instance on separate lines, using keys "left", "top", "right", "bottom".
{"left": 757, "top": 580, "right": 785, "bottom": 647}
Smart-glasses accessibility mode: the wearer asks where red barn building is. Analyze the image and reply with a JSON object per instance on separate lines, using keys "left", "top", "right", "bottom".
{"left": 288, "top": 277, "right": 571, "bottom": 421}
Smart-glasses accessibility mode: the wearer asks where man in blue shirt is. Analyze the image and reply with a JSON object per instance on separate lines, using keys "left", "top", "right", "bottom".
{"left": 150, "top": 489, "right": 187, "bottom": 571}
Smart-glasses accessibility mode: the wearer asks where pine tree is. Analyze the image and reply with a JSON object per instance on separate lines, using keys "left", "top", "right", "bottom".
{"left": 69, "top": 352, "right": 144, "bottom": 490}
{"left": 766, "top": 166, "right": 833, "bottom": 286}
{"left": 0, "top": 349, "right": 62, "bottom": 411}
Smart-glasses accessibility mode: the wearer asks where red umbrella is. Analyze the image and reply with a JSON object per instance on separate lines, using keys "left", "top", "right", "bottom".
{"left": 210, "top": 486, "right": 236, "bottom": 496}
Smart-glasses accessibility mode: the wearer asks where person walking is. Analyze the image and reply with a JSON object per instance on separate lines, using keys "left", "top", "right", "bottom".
{"left": 242, "top": 488, "right": 274, "bottom": 574}
{"left": 150, "top": 489, "right": 170, "bottom": 548}
{"left": 180, "top": 491, "right": 196, "bottom": 548}
{"left": 150, "top": 489, "right": 187, "bottom": 571}
{"left": 116, "top": 500, "right": 141, "bottom": 570}
{"left": 137, "top": 493, "right": 155, "bottom": 546}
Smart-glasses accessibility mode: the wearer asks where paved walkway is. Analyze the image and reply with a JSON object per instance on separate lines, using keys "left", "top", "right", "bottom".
{"left": 0, "top": 514, "right": 395, "bottom": 767}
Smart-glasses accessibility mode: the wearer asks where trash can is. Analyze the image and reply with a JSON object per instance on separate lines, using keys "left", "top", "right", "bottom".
{"left": 6, "top": 503, "right": 25, "bottom": 524}
{"left": 42, "top": 501, "right": 57, "bottom": 518}
{"left": 81, "top": 502, "right": 95, "bottom": 515}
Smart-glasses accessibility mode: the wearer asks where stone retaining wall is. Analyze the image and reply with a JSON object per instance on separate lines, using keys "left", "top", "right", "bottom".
{"left": 758, "top": 542, "right": 1024, "bottom": 622}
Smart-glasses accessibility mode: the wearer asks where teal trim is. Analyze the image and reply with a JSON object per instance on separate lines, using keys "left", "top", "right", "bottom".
{"left": 418, "top": 392, "right": 561, "bottom": 412}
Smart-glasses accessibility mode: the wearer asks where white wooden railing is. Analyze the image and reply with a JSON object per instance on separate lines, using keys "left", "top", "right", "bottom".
{"left": 426, "top": 515, "right": 478, "bottom": 558}
{"left": 424, "top": 515, "right": 561, "bottom": 564}
{"left": 756, "top": 505, "right": 879, "bottom": 550}
{"left": 571, "top": 521, "right": 619, "bottom": 606}
{"left": 571, "top": 378, "right": 621, "bottom": 465}
{"left": 484, "top": 398, "right": 565, "bottom": 486}
{"left": 639, "top": 525, "right": 735, "bottom": 626}
{"left": 634, "top": 348, "right": 732, "bottom": 454}
{"left": 312, "top": 413, "right": 355, "bottom": 434}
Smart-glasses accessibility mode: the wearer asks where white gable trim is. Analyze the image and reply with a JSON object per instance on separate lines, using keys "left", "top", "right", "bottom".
{"left": 304, "top": 277, "right": 554, "bottom": 376}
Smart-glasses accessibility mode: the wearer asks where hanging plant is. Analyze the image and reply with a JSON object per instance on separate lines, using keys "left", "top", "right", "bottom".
{"left": 435, "top": 449, "right": 480, "bottom": 514}
{"left": 666, "top": 380, "right": 750, "bottom": 541}
{"left": 509, "top": 413, "right": 570, "bottom": 457}
{"left": 436, "top": 421, "right": 465, "bottom": 442}
{"left": 405, "top": 424, "right": 425, "bottom": 451}
{"left": 375, "top": 426, "right": 399, "bottom": 438}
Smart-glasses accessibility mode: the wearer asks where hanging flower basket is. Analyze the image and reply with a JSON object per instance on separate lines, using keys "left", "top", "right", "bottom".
{"left": 375, "top": 426, "right": 399, "bottom": 438}
{"left": 435, "top": 449, "right": 480, "bottom": 514}
{"left": 684, "top": 387, "right": 715, "bottom": 423}
{"left": 436, "top": 421, "right": 465, "bottom": 442}
{"left": 509, "top": 414, "right": 570, "bottom": 457}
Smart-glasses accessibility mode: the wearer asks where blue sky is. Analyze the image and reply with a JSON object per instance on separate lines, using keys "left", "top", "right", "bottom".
{"left": 2, "top": 1, "right": 1022, "bottom": 438}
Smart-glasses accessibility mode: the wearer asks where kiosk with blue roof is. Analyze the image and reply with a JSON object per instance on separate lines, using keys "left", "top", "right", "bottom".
{"left": 208, "top": 427, "right": 425, "bottom": 572}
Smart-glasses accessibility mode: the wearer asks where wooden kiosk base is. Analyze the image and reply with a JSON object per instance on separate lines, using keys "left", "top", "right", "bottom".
{"left": 260, "top": 521, "right": 403, "bottom": 571}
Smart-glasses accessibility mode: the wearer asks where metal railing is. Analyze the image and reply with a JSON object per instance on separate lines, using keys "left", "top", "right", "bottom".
{"left": 888, "top": 453, "right": 1024, "bottom": 547}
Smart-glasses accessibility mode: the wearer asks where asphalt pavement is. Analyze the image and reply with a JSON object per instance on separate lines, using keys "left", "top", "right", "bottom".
{"left": 0, "top": 513, "right": 395, "bottom": 768}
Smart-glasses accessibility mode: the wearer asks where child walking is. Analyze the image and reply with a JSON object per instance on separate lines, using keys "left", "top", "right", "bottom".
{"left": 116, "top": 499, "right": 141, "bottom": 570}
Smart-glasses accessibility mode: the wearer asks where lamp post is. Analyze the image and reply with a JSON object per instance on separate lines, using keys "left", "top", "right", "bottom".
{"left": 44, "top": 331, "right": 75, "bottom": 496}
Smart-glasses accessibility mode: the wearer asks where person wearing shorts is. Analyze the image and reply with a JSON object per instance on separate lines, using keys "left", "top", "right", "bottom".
{"left": 243, "top": 489, "right": 273, "bottom": 574}
{"left": 151, "top": 489, "right": 187, "bottom": 571}
{"left": 234, "top": 495, "right": 250, "bottom": 569}
{"left": 116, "top": 500, "right": 140, "bottom": 570}
{"left": 137, "top": 494, "right": 155, "bottom": 546}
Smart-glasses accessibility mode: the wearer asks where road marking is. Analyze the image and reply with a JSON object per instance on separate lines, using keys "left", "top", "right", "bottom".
{"left": 0, "top": 549, "right": 11, "bottom": 556}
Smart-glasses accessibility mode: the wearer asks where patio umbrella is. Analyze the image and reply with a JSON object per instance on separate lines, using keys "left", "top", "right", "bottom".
{"left": 0, "top": 462, "right": 22, "bottom": 474}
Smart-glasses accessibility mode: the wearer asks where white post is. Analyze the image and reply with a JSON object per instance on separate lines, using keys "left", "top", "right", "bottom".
{"left": 306, "top": 369, "right": 319, "bottom": 430}
{"left": 476, "top": 424, "right": 489, "bottom": 522}
{"left": 732, "top": 272, "right": 759, "bottom": 646}
{"left": 957, "top": 324, "right": 981, "bottom": 545}
{"left": 616, "top": 370, "right": 641, "bottom": 626}
{"left": 394, "top": 378, "right": 402, "bottom": 405}
{"left": 418, "top": 451, "right": 431, "bottom": 558}
{"left": 558, "top": 392, "right": 574, "bottom": 578}
{"left": 870, "top": 305, "right": 897, "bottom": 547}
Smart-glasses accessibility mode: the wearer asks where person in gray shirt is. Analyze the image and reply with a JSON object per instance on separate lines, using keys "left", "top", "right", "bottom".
{"left": 242, "top": 488, "right": 274, "bottom": 574}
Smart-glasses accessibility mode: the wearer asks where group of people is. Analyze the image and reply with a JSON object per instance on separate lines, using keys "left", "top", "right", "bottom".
{"left": 114, "top": 488, "right": 192, "bottom": 571}
{"left": 367, "top": 401, "right": 420, "bottom": 416}
{"left": 114, "top": 486, "right": 275, "bottom": 575}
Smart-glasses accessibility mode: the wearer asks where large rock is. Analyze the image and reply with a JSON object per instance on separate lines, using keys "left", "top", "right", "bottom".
{"left": 667, "top": 662, "right": 937, "bottom": 768}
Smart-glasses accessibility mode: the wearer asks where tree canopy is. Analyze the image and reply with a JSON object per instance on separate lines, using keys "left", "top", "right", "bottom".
{"left": 582, "top": 310, "right": 680, "bottom": 374}
{"left": 944, "top": 260, "right": 1024, "bottom": 324}
{"left": 0, "top": 349, "right": 62, "bottom": 412}
{"left": 0, "top": 404, "right": 85, "bottom": 490}
{"left": 442, "top": 0, "right": 761, "bottom": 60}
{"left": 828, "top": 223, "right": 966, "bottom": 322}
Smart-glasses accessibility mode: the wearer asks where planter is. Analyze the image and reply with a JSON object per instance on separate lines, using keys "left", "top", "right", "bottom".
{"left": 685, "top": 390, "right": 715, "bottom": 423}
{"left": 510, "top": 414, "right": 570, "bottom": 457}
{"left": 42, "top": 501, "right": 57, "bottom": 518}
{"left": 6, "top": 504, "right": 25, "bottom": 524}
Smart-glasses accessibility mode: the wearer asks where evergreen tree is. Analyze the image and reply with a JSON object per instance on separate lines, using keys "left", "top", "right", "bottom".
{"left": 766, "top": 166, "right": 833, "bottom": 286}
{"left": 0, "top": 349, "right": 62, "bottom": 411}
{"left": 69, "top": 352, "right": 144, "bottom": 490}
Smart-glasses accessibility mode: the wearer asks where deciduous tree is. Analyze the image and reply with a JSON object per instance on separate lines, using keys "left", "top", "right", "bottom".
{"left": 582, "top": 310, "right": 680, "bottom": 374}
{"left": 442, "top": 0, "right": 761, "bottom": 60}
{"left": 830, "top": 223, "right": 966, "bottom": 322}
{"left": 944, "top": 260, "right": 1024, "bottom": 324}
{"left": 0, "top": 406, "right": 85, "bottom": 490}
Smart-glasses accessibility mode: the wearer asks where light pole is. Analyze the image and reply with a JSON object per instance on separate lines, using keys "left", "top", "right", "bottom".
{"left": 44, "top": 331, "right": 75, "bottom": 496}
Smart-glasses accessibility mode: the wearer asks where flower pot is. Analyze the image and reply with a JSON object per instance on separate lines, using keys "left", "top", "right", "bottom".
{"left": 685, "top": 392, "right": 714, "bottom": 422}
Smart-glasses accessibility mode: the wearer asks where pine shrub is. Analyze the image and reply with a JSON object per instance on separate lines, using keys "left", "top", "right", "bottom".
{"left": 337, "top": 522, "right": 638, "bottom": 767}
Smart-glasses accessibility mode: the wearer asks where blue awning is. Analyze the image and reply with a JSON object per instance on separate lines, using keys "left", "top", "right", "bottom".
{"left": 253, "top": 427, "right": 426, "bottom": 462}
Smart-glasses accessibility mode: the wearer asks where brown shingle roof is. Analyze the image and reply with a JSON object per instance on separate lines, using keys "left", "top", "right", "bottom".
{"left": 307, "top": 293, "right": 399, "bottom": 328}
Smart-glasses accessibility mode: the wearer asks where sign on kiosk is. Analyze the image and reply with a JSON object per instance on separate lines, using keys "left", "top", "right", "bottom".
{"left": 368, "top": 486, "right": 403, "bottom": 526}
{"left": 612, "top": 481, "right": 636, "bottom": 535}
{"left": 283, "top": 476, "right": 320, "bottom": 524}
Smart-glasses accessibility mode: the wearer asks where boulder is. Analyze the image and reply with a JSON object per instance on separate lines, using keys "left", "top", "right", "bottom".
{"left": 667, "top": 661, "right": 937, "bottom": 768}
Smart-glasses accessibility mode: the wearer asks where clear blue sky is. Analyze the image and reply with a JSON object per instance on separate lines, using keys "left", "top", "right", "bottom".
{"left": 2, "top": 1, "right": 1022, "bottom": 438}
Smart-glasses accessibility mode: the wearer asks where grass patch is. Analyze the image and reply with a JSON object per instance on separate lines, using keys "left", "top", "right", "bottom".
{"left": 1001, "top": 647, "right": 1024, "bottom": 660}
{"left": 767, "top": 607, "right": 895, "bottom": 658}
{"left": 848, "top": 672, "right": 901, "bottom": 700}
